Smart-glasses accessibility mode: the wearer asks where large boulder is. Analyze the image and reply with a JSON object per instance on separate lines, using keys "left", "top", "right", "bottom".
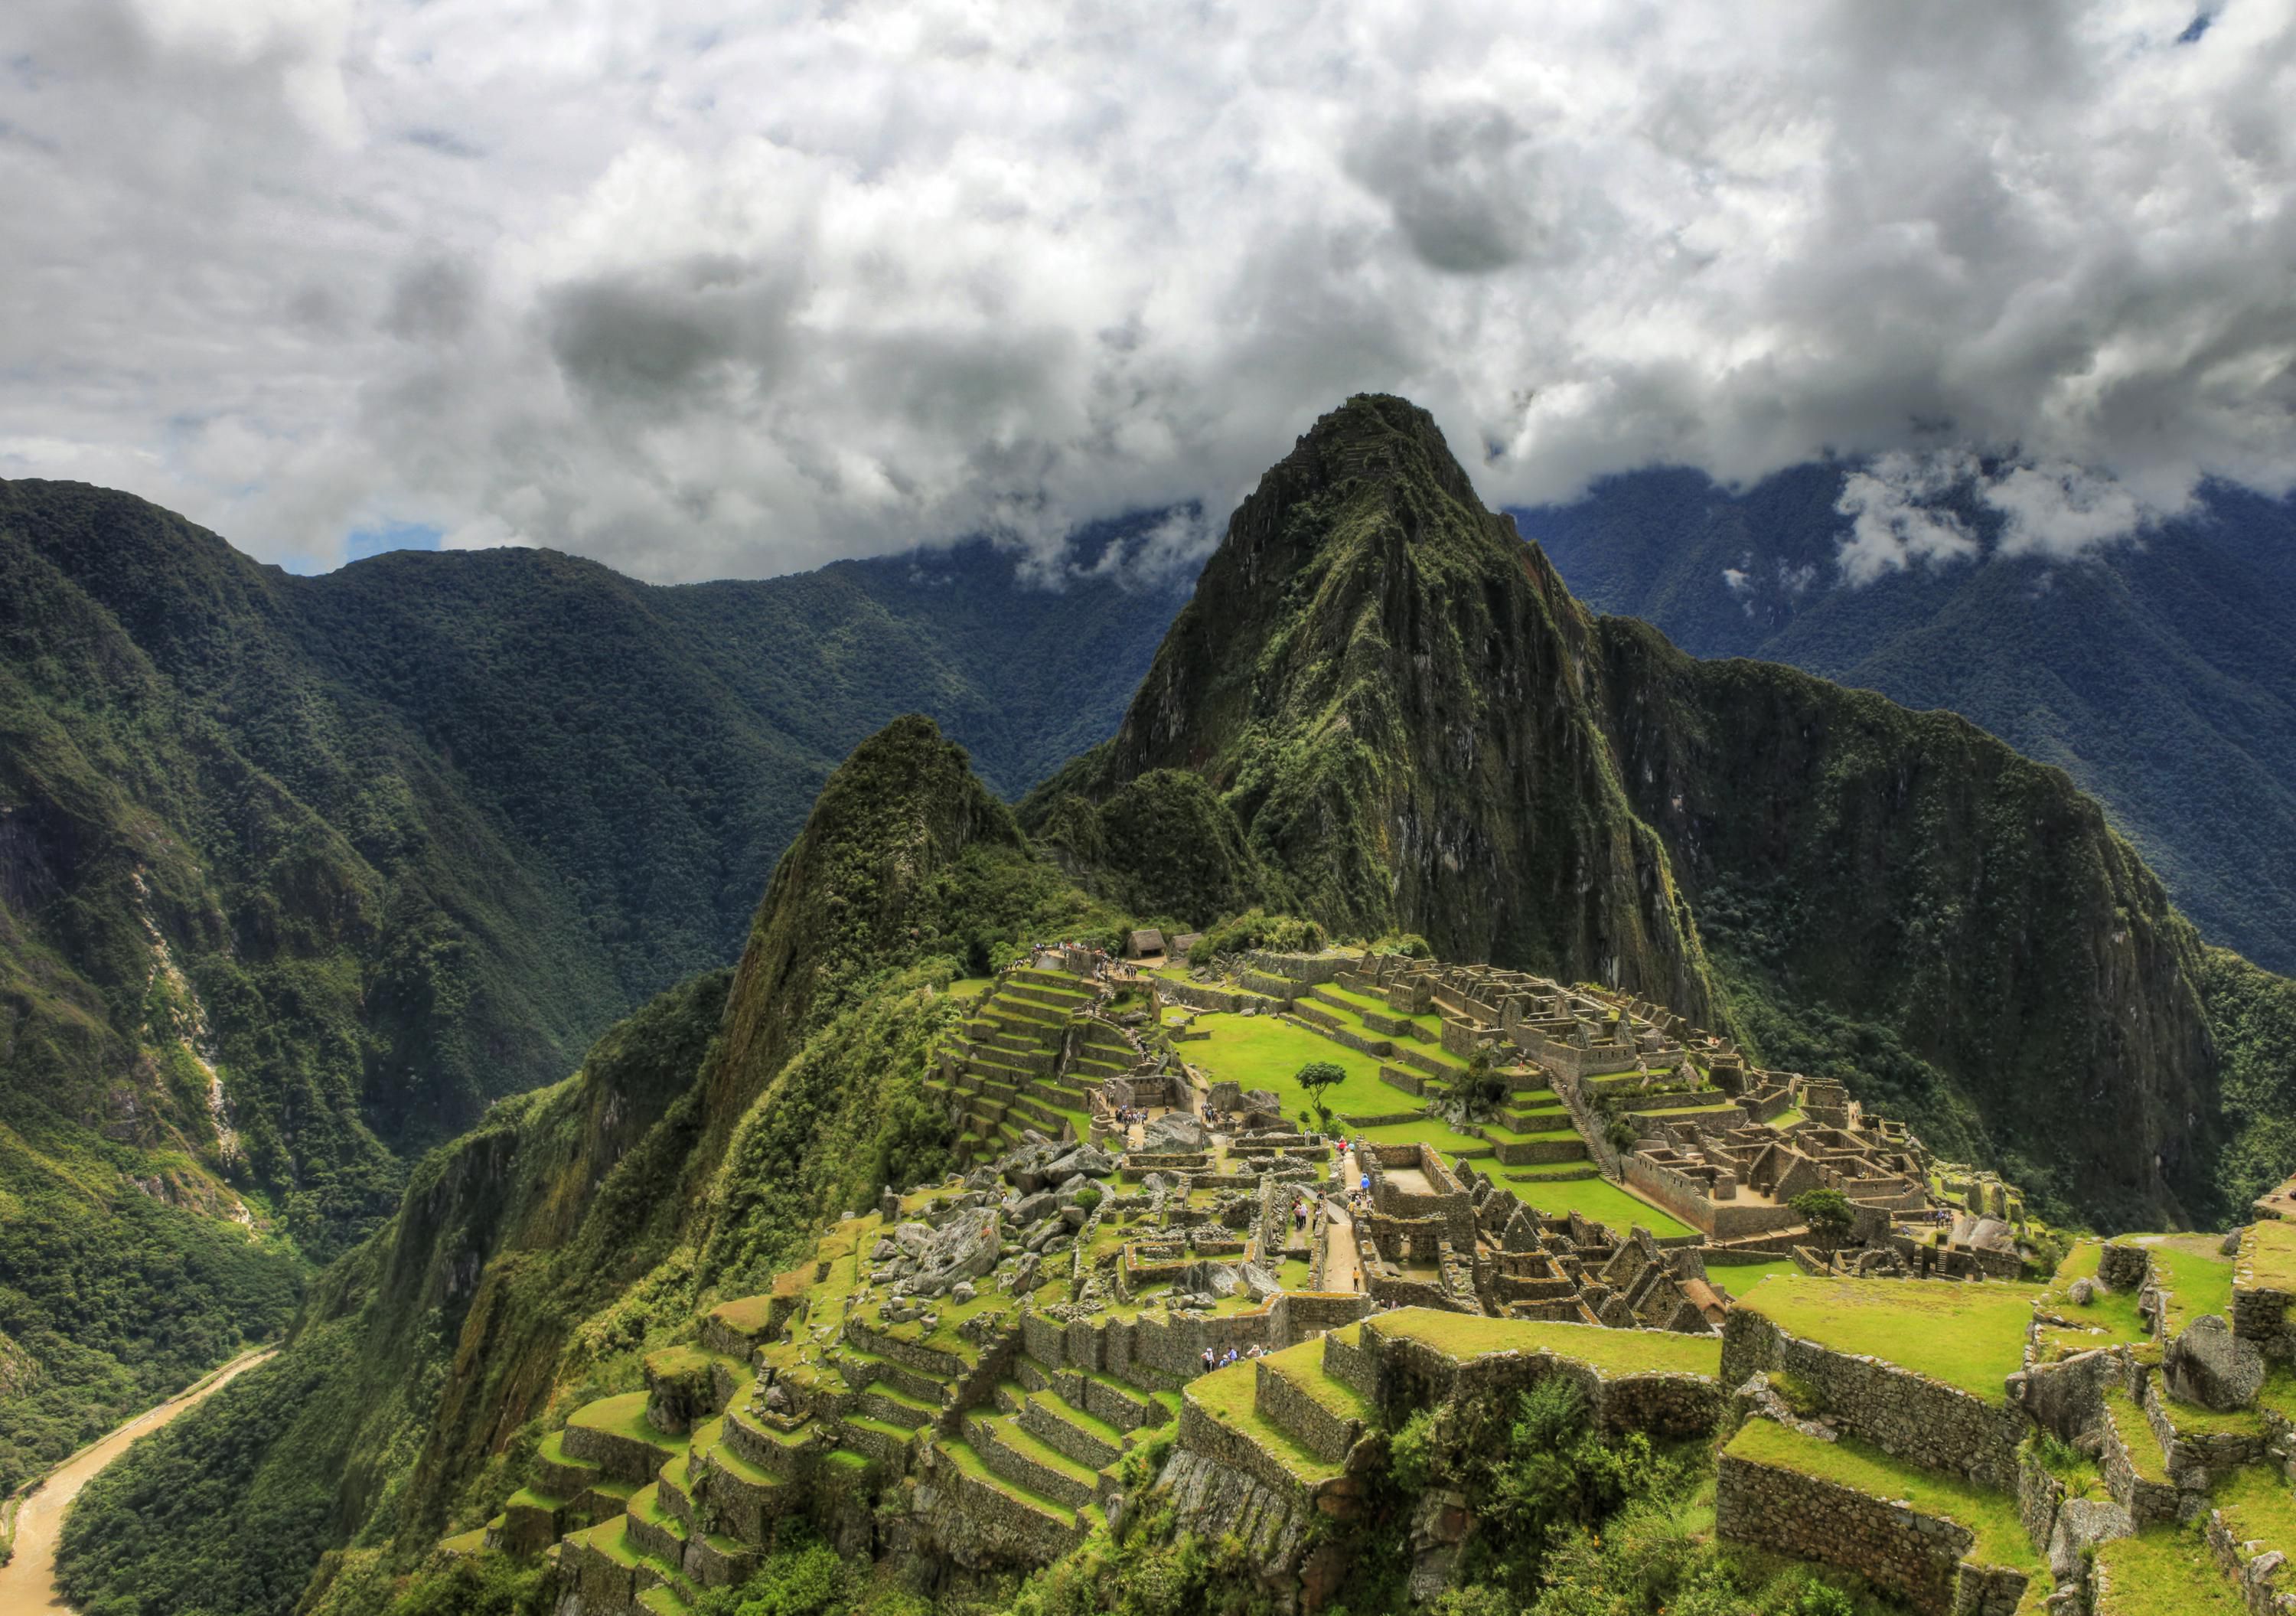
{"left": 2166, "top": 1314, "right": 2267, "bottom": 1411}
{"left": 1143, "top": 1112, "right": 1210, "bottom": 1152}
{"left": 2050, "top": 1498, "right": 2134, "bottom": 1582}
{"left": 913, "top": 1211, "right": 1002, "bottom": 1292}
{"left": 1045, "top": 1142, "right": 1117, "bottom": 1180}
{"left": 1238, "top": 1262, "right": 1282, "bottom": 1301}
{"left": 892, "top": 1222, "right": 935, "bottom": 1258}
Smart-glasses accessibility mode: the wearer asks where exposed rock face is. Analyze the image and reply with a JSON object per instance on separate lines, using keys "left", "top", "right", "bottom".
{"left": 2164, "top": 1314, "right": 2266, "bottom": 1411}
{"left": 1036, "top": 393, "right": 1714, "bottom": 1022}
{"left": 1143, "top": 1112, "right": 1210, "bottom": 1152}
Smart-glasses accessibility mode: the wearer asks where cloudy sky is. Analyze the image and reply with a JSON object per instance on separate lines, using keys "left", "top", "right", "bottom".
{"left": 2, "top": 0, "right": 2291, "bottom": 581}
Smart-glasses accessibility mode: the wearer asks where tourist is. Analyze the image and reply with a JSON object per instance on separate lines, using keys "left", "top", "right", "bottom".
{"left": 1201, "top": 1346, "right": 1215, "bottom": 1373}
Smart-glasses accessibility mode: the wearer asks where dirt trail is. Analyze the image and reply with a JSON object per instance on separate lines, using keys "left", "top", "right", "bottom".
{"left": 0, "top": 1347, "right": 277, "bottom": 1614}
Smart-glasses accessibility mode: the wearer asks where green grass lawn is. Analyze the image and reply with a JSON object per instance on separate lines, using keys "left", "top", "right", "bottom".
{"left": 2094, "top": 1528, "right": 2241, "bottom": 1616}
{"left": 2242, "top": 1219, "right": 2296, "bottom": 1296}
{"left": 1707, "top": 1259, "right": 1802, "bottom": 1297}
{"left": 1512, "top": 1176, "right": 1695, "bottom": 1240}
{"left": 2138, "top": 1235, "right": 2238, "bottom": 1332}
{"left": 1367, "top": 1310, "right": 1722, "bottom": 1379}
{"left": 1726, "top": 1419, "right": 2040, "bottom": 1573}
{"left": 1186, "top": 1013, "right": 1397, "bottom": 1120}
{"left": 1741, "top": 1277, "right": 2033, "bottom": 1401}
{"left": 1351, "top": 1117, "right": 1492, "bottom": 1157}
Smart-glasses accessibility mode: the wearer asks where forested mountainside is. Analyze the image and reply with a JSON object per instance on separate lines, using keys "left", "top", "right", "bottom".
{"left": 0, "top": 485, "right": 1180, "bottom": 1493}
{"left": 52, "top": 399, "right": 2296, "bottom": 1616}
{"left": 1515, "top": 466, "right": 2296, "bottom": 977}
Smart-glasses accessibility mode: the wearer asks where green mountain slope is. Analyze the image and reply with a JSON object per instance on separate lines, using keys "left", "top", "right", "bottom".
{"left": 1515, "top": 467, "right": 2296, "bottom": 974}
{"left": 57, "top": 717, "right": 1120, "bottom": 1615}
{"left": 1030, "top": 395, "right": 2242, "bottom": 1228}
{"left": 0, "top": 482, "right": 1179, "bottom": 1492}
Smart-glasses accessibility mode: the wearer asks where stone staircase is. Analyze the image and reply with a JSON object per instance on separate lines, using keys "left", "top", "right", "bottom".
{"left": 924, "top": 968, "right": 1106, "bottom": 1160}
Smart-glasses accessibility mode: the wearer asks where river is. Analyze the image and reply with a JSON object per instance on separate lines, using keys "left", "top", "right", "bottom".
{"left": 0, "top": 1347, "right": 278, "bottom": 1614}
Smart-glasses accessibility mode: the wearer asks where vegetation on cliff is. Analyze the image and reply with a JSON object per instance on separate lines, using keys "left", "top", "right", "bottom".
{"left": 57, "top": 719, "right": 1127, "bottom": 1616}
{"left": 0, "top": 482, "right": 1182, "bottom": 1498}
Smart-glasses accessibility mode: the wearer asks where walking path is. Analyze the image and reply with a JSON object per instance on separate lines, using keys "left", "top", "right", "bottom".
{"left": 0, "top": 1346, "right": 277, "bottom": 1614}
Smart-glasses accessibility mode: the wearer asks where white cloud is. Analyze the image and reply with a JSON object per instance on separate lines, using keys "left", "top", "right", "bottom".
{"left": 0, "top": 0, "right": 2292, "bottom": 579}
{"left": 1834, "top": 451, "right": 1984, "bottom": 585}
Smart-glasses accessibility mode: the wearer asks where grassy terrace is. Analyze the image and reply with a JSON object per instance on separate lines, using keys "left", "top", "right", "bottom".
{"left": 2034, "top": 1242, "right": 2151, "bottom": 1363}
{"left": 1514, "top": 1176, "right": 1695, "bottom": 1240}
{"left": 2138, "top": 1235, "right": 2238, "bottom": 1333}
{"left": 2212, "top": 1464, "right": 2296, "bottom": 1553}
{"left": 1365, "top": 1310, "right": 1722, "bottom": 1379}
{"left": 1186, "top": 1360, "right": 1347, "bottom": 1484}
{"left": 1740, "top": 1276, "right": 2032, "bottom": 1400}
{"left": 1261, "top": 1339, "right": 1375, "bottom": 1425}
{"left": 1352, "top": 1118, "right": 1495, "bottom": 1156}
{"left": 1726, "top": 1419, "right": 2040, "bottom": 1574}
{"left": 569, "top": 1392, "right": 690, "bottom": 1458}
{"left": 1314, "top": 982, "right": 1440, "bottom": 1033}
{"left": 2095, "top": 1528, "right": 2241, "bottom": 1616}
{"left": 2241, "top": 1219, "right": 2296, "bottom": 1296}
{"left": 1707, "top": 1259, "right": 1802, "bottom": 1296}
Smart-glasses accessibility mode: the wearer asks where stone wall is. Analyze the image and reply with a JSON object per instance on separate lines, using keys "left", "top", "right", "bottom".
{"left": 1623, "top": 1154, "right": 1802, "bottom": 1240}
{"left": 1717, "top": 1445, "right": 2027, "bottom": 1616}
{"left": 1720, "top": 1311, "right": 2027, "bottom": 1488}
{"left": 1367, "top": 1326, "right": 1722, "bottom": 1441}
{"left": 1254, "top": 1360, "right": 1362, "bottom": 1464}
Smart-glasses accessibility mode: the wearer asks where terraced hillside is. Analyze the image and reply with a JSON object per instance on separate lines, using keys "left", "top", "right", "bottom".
{"left": 1717, "top": 1223, "right": 2296, "bottom": 1616}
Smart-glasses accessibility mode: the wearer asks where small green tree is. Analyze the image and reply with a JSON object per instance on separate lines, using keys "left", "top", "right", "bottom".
{"left": 1296, "top": 1061, "right": 1346, "bottom": 1136}
{"left": 1790, "top": 1187, "right": 1856, "bottom": 1242}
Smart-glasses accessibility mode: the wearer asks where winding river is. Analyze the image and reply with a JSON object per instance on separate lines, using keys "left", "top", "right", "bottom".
{"left": 0, "top": 1347, "right": 277, "bottom": 1614}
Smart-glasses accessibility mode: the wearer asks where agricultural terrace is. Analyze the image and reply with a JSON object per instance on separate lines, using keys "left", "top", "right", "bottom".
{"left": 1739, "top": 1276, "right": 2033, "bottom": 1400}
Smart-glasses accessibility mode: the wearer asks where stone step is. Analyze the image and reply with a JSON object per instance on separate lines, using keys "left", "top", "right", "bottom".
{"left": 1063, "top": 1367, "right": 1166, "bottom": 1430}
{"left": 626, "top": 1482, "right": 690, "bottom": 1566}
{"left": 835, "top": 1413, "right": 916, "bottom": 1469}
{"left": 639, "top": 1585, "right": 693, "bottom": 1616}
{"left": 537, "top": 1428, "right": 603, "bottom": 1498}
{"left": 1254, "top": 1342, "right": 1372, "bottom": 1464}
{"left": 858, "top": 1381, "right": 939, "bottom": 1429}
{"left": 1021, "top": 1389, "right": 1127, "bottom": 1471}
{"left": 564, "top": 1392, "right": 688, "bottom": 1486}
{"left": 2099, "top": 1385, "right": 2183, "bottom": 1526}
{"left": 721, "top": 1405, "right": 814, "bottom": 1480}
{"left": 934, "top": 1436, "right": 1084, "bottom": 1532}
{"left": 967, "top": 1412, "right": 1102, "bottom": 1510}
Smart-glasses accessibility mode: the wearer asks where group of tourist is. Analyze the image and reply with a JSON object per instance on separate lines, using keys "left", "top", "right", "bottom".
{"left": 1199, "top": 1343, "right": 1270, "bottom": 1373}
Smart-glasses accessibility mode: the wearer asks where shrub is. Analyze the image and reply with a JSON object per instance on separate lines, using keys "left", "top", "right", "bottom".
{"left": 1195, "top": 911, "right": 1325, "bottom": 959}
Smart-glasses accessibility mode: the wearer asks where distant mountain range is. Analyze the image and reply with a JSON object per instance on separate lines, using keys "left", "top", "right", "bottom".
{"left": 1515, "top": 468, "right": 2296, "bottom": 975}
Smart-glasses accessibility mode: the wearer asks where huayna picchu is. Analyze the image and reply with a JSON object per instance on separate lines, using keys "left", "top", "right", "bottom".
{"left": 36, "top": 398, "right": 2296, "bottom": 1616}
